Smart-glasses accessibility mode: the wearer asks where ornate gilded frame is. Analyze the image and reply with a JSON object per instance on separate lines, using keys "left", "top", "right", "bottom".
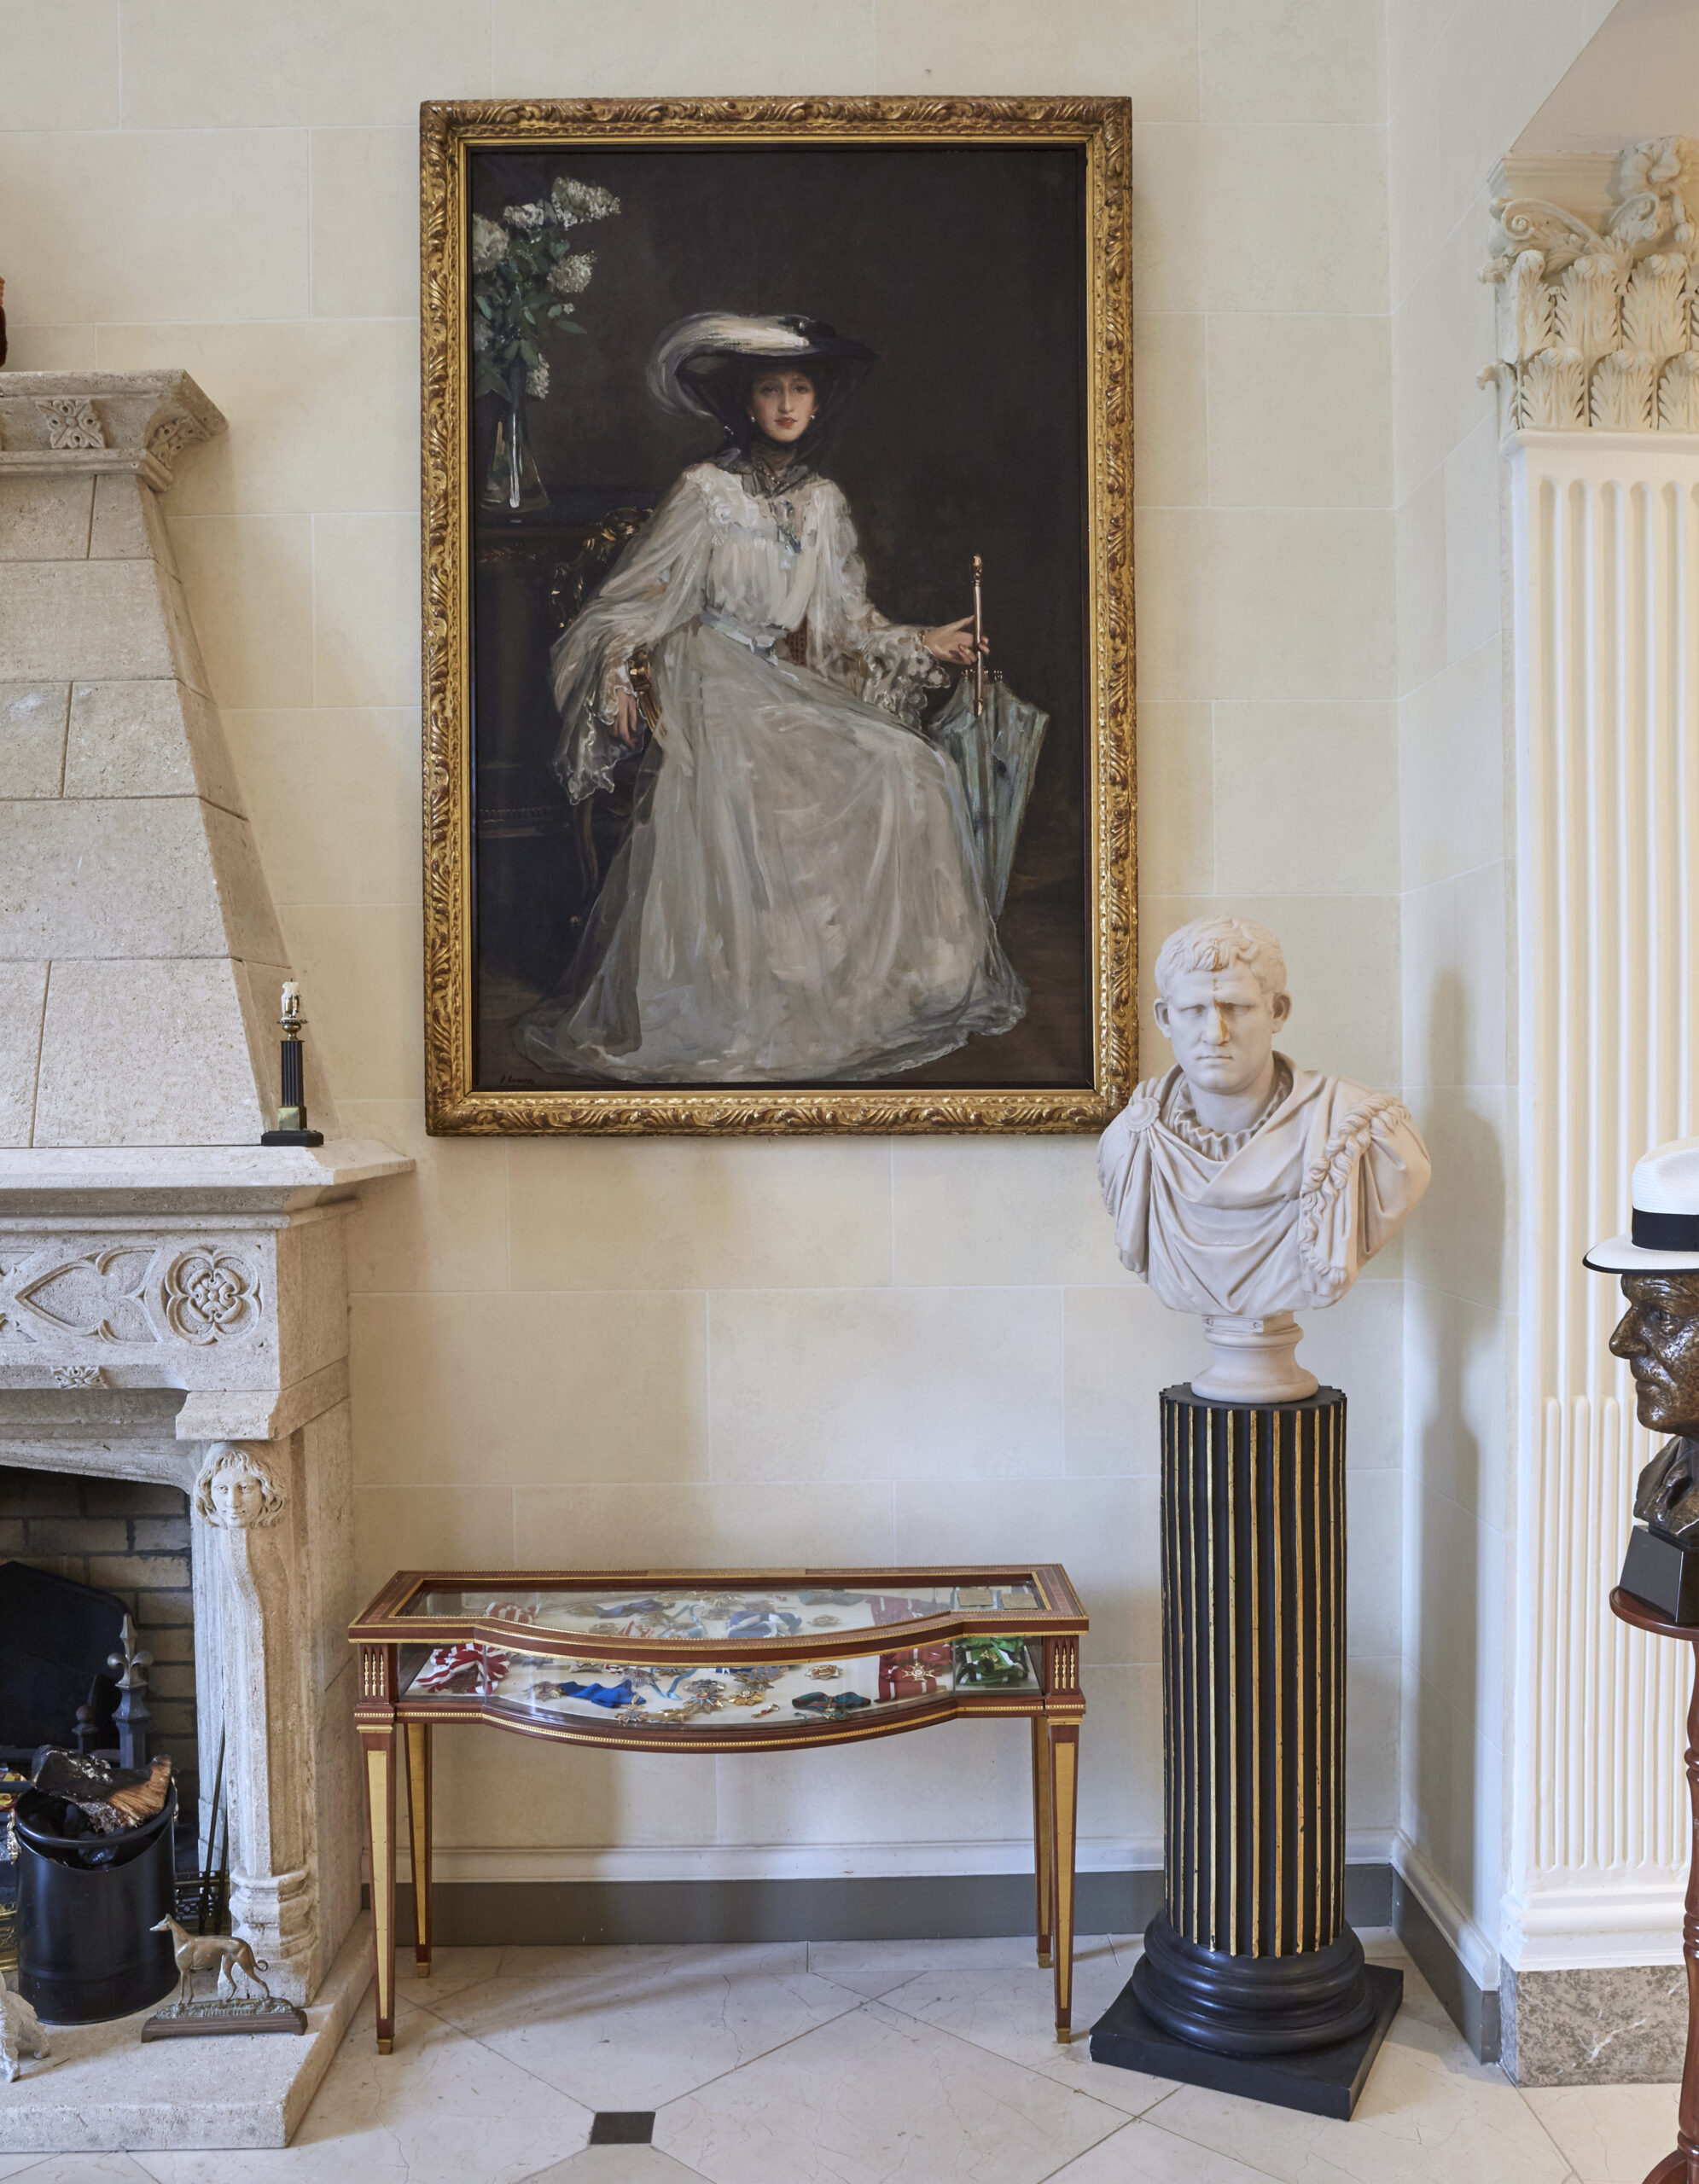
{"left": 421, "top": 97, "right": 1134, "bottom": 1134}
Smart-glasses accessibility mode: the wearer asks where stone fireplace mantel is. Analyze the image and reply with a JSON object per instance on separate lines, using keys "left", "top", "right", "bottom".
{"left": 0, "top": 371, "right": 415, "bottom": 2143}
{"left": 0, "top": 1141, "right": 410, "bottom": 2020}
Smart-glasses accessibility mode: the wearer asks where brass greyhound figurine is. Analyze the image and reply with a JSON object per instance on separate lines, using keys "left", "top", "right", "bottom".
{"left": 151, "top": 1914, "right": 272, "bottom": 2007}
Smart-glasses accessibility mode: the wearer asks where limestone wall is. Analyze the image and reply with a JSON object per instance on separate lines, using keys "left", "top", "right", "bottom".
{"left": 0, "top": 0, "right": 1521, "bottom": 1896}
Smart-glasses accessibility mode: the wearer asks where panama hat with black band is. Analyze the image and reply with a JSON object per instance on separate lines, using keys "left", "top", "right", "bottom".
{"left": 1585, "top": 1137, "right": 1699, "bottom": 1274}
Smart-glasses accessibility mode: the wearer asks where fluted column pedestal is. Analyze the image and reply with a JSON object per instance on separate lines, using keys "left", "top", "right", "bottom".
{"left": 1091, "top": 1385, "right": 1403, "bottom": 2119}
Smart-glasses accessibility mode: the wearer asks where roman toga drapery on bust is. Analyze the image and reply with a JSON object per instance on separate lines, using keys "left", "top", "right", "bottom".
{"left": 1098, "top": 915, "right": 1430, "bottom": 1400}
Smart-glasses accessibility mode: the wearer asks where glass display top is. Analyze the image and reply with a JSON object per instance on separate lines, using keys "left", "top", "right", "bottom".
{"left": 401, "top": 1581, "right": 1044, "bottom": 1640}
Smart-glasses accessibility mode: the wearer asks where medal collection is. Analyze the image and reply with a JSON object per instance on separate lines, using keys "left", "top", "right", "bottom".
{"left": 403, "top": 1586, "right": 1037, "bottom": 1728}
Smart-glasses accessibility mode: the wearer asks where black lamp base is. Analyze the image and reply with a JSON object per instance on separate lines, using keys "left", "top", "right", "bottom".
{"left": 1089, "top": 1961, "right": 1403, "bottom": 2121}
{"left": 260, "top": 1130, "right": 324, "bottom": 1147}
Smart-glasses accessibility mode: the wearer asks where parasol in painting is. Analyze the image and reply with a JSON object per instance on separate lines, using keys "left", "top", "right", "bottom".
{"left": 929, "top": 671, "right": 1050, "bottom": 921}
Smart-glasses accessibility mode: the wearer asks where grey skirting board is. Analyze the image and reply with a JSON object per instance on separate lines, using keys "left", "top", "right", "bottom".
{"left": 382, "top": 1862, "right": 1395, "bottom": 1951}
{"left": 1389, "top": 1871, "right": 1500, "bottom": 2064}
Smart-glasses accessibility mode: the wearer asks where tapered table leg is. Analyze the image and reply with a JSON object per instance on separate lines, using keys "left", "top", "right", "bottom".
{"left": 405, "top": 1722, "right": 433, "bottom": 1978}
{"left": 1050, "top": 1721, "right": 1079, "bottom": 2040}
{"left": 362, "top": 1725, "right": 398, "bottom": 2052}
{"left": 1032, "top": 1717, "right": 1056, "bottom": 1968}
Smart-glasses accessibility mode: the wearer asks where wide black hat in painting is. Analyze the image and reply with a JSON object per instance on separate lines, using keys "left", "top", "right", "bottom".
{"left": 647, "top": 312, "right": 876, "bottom": 434}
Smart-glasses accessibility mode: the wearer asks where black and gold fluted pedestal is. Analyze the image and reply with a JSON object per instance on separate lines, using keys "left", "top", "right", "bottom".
{"left": 1091, "top": 1385, "right": 1402, "bottom": 2119}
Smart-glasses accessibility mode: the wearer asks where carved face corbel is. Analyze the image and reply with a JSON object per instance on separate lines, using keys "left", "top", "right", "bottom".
{"left": 194, "top": 1442, "right": 287, "bottom": 1530}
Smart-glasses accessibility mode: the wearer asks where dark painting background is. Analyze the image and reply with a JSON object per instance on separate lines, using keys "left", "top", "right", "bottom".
{"left": 468, "top": 142, "right": 1090, "bottom": 1091}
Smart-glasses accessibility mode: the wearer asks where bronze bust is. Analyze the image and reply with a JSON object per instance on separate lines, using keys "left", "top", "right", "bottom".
{"left": 1588, "top": 1143, "right": 1699, "bottom": 1594}
{"left": 1611, "top": 1273, "right": 1699, "bottom": 1542}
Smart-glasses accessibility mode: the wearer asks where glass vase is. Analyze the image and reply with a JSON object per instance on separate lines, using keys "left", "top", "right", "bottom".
{"left": 481, "top": 387, "right": 548, "bottom": 519}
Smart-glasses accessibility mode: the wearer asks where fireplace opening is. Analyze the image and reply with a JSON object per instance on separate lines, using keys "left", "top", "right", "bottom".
{"left": 0, "top": 1467, "right": 199, "bottom": 1813}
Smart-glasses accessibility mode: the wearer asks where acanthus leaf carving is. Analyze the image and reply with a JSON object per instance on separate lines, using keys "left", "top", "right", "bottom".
{"left": 1659, "top": 351, "right": 1699, "bottom": 432}
{"left": 1483, "top": 136, "right": 1699, "bottom": 433}
{"left": 1591, "top": 349, "right": 1658, "bottom": 431}
{"left": 1623, "top": 253, "right": 1689, "bottom": 357}
{"left": 1523, "top": 347, "right": 1588, "bottom": 432}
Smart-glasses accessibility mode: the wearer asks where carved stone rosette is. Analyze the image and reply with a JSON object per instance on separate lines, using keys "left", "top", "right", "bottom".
{"left": 1482, "top": 136, "right": 1699, "bottom": 433}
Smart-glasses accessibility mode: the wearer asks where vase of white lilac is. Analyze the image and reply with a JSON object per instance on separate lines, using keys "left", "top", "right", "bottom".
{"left": 473, "top": 174, "right": 621, "bottom": 517}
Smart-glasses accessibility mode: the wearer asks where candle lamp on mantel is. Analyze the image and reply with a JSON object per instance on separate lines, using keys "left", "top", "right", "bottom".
{"left": 259, "top": 982, "right": 323, "bottom": 1147}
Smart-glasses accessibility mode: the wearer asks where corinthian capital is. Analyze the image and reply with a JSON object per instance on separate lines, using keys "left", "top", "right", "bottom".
{"left": 1481, "top": 136, "right": 1699, "bottom": 433}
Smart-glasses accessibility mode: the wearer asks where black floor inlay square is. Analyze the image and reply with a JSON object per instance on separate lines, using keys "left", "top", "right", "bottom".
{"left": 589, "top": 2112, "right": 656, "bottom": 2145}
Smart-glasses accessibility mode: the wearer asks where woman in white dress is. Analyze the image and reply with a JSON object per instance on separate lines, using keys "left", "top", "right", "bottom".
{"left": 517, "top": 313, "right": 1026, "bottom": 1083}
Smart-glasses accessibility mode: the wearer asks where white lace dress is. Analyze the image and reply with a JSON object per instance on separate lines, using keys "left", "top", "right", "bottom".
{"left": 517, "top": 456, "right": 1026, "bottom": 1083}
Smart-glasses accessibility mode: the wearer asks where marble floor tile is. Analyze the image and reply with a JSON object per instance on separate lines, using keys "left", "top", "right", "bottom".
{"left": 393, "top": 1944, "right": 506, "bottom": 2015}
{"left": 496, "top": 1943, "right": 807, "bottom": 1981}
{"left": 131, "top": 2003, "right": 593, "bottom": 2184}
{"left": 652, "top": 1997, "right": 1126, "bottom": 2184}
{"left": 67, "top": 1930, "right": 1673, "bottom": 2184}
{"left": 3, "top": 2161, "right": 159, "bottom": 2183}
{"left": 1522, "top": 2081, "right": 1683, "bottom": 2181}
{"left": 1149, "top": 1956, "right": 1574, "bottom": 2184}
{"left": 873, "top": 1938, "right": 1178, "bottom": 2117}
{"left": 417, "top": 1943, "right": 860, "bottom": 2111}
{"left": 1047, "top": 2117, "right": 1289, "bottom": 2180}
{"left": 527, "top": 2151, "right": 712, "bottom": 2182}
{"left": 805, "top": 1933, "right": 1117, "bottom": 1999}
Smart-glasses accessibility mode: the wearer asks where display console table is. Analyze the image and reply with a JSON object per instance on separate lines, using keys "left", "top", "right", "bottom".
{"left": 350, "top": 1564, "right": 1088, "bottom": 2051}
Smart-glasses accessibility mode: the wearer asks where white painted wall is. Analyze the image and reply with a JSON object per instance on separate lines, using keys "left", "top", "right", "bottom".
{"left": 1388, "top": 0, "right": 1645, "bottom": 1995}
{"left": 1516, "top": 0, "right": 1699, "bottom": 153}
{"left": 0, "top": 0, "right": 1615, "bottom": 1904}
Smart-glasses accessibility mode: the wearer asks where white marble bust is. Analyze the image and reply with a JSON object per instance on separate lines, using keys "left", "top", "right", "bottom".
{"left": 1098, "top": 915, "right": 1430, "bottom": 1401}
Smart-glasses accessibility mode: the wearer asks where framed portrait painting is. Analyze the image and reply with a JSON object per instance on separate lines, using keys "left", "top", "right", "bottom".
{"left": 421, "top": 96, "right": 1134, "bottom": 1134}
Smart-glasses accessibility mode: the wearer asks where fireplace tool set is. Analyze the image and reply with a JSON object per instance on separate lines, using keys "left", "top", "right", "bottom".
{"left": 0, "top": 1578, "right": 300, "bottom": 2053}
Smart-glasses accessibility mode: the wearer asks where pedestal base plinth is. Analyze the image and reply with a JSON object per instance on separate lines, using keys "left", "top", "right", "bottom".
{"left": 1132, "top": 1913, "right": 1377, "bottom": 2054}
{"left": 1090, "top": 1961, "right": 1404, "bottom": 2121}
{"left": 1621, "top": 1524, "right": 1699, "bottom": 1625}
